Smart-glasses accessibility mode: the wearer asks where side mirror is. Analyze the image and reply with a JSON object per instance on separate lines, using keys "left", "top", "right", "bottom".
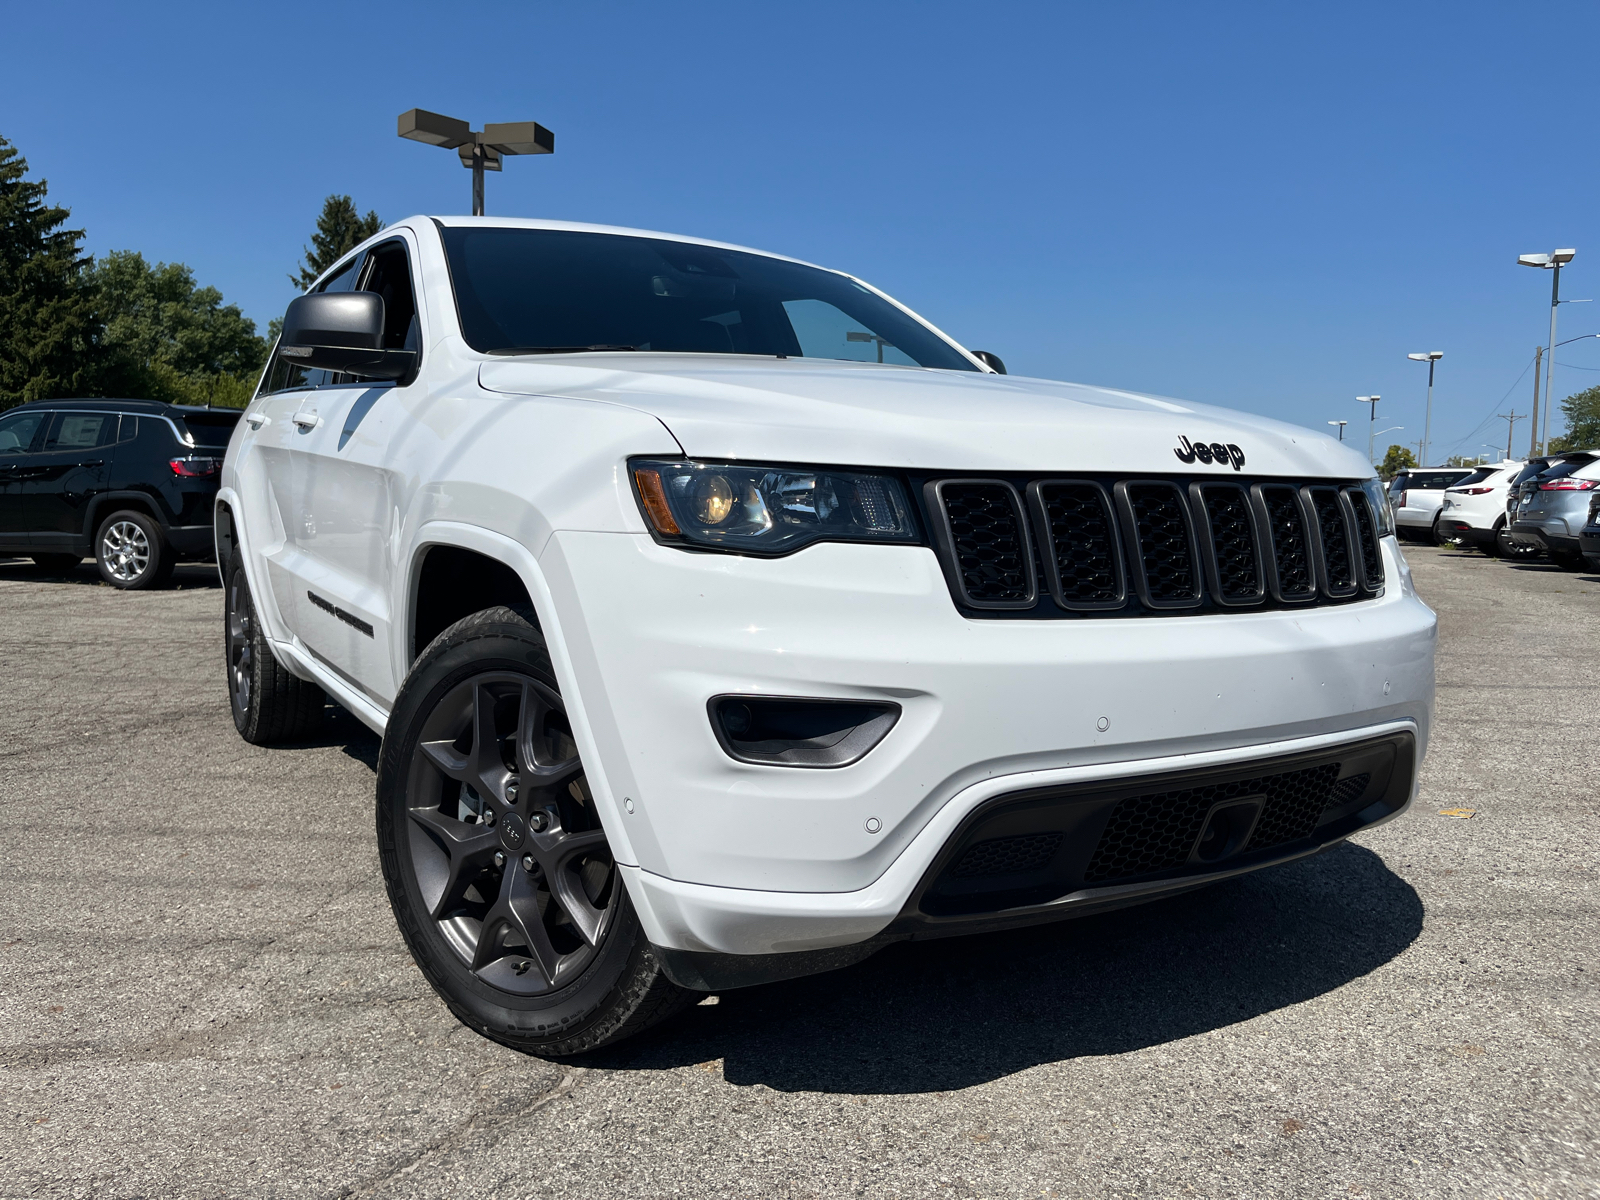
{"left": 971, "top": 350, "right": 1006, "bottom": 375}
{"left": 280, "top": 292, "right": 416, "bottom": 380}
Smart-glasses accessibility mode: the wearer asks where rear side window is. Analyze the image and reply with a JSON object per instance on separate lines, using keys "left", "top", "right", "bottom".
{"left": 43, "top": 412, "right": 116, "bottom": 450}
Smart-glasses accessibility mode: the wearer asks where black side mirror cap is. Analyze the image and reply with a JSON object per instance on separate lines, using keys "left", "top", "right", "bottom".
{"left": 971, "top": 350, "right": 1006, "bottom": 374}
{"left": 280, "top": 292, "right": 416, "bottom": 380}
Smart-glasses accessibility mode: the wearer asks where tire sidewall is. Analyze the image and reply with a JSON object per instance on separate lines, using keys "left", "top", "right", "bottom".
{"left": 377, "top": 615, "right": 644, "bottom": 1046}
{"left": 96, "top": 510, "right": 167, "bottom": 589}
{"left": 225, "top": 551, "right": 257, "bottom": 738}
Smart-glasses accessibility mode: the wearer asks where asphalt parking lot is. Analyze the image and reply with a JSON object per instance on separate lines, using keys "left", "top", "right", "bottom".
{"left": 1, "top": 546, "right": 1596, "bottom": 1200}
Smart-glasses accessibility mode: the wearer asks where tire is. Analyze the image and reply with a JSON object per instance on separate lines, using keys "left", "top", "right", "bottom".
{"left": 224, "top": 547, "right": 326, "bottom": 743}
{"left": 1481, "top": 523, "right": 1503, "bottom": 557}
{"left": 377, "top": 605, "right": 691, "bottom": 1057}
{"left": 31, "top": 553, "right": 81, "bottom": 573}
{"left": 1429, "top": 517, "right": 1443, "bottom": 546}
{"left": 1551, "top": 550, "right": 1585, "bottom": 572}
{"left": 95, "top": 510, "right": 174, "bottom": 589}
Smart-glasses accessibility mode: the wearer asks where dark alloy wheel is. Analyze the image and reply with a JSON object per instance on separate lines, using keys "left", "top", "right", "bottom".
{"left": 379, "top": 606, "right": 690, "bottom": 1056}
{"left": 224, "top": 547, "right": 326, "bottom": 743}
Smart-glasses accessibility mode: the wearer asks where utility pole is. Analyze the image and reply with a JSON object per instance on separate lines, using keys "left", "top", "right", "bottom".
{"left": 1529, "top": 346, "right": 1542, "bottom": 457}
{"left": 1497, "top": 410, "right": 1524, "bottom": 459}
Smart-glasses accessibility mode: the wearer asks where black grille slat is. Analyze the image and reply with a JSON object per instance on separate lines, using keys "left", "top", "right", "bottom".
{"left": 927, "top": 474, "right": 1383, "bottom": 616}
{"left": 1083, "top": 762, "right": 1341, "bottom": 884}
{"left": 935, "top": 481, "right": 1034, "bottom": 607}
{"left": 1344, "top": 489, "right": 1384, "bottom": 592}
{"left": 1195, "top": 484, "right": 1263, "bottom": 604}
{"left": 1120, "top": 482, "right": 1201, "bottom": 607}
{"left": 1032, "top": 482, "right": 1124, "bottom": 609}
{"left": 1257, "top": 484, "right": 1317, "bottom": 602}
{"left": 949, "top": 832, "right": 1064, "bottom": 879}
{"left": 1308, "top": 487, "right": 1358, "bottom": 597}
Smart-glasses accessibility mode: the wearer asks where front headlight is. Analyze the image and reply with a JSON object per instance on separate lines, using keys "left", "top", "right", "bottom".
{"left": 1361, "top": 479, "right": 1395, "bottom": 536}
{"left": 630, "top": 459, "right": 919, "bottom": 554}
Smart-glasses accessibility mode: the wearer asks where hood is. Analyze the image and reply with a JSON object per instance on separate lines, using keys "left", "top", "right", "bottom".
{"left": 478, "top": 354, "right": 1373, "bottom": 478}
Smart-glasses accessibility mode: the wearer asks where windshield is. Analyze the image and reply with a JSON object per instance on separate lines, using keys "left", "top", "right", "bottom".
{"left": 1535, "top": 455, "right": 1596, "bottom": 481}
{"left": 1449, "top": 468, "right": 1496, "bottom": 487}
{"left": 440, "top": 227, "right": 979, "bottom": 371}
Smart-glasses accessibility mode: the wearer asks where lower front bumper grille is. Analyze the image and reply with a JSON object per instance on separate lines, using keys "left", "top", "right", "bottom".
{"left": 914, "top": 732, "right": 1413, "bottom": 917}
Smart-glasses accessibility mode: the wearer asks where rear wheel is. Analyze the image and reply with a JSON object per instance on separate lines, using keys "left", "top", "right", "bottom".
{"left": 1551, "top": 550, "right": 1586, "bottom": 571}
{"left": 225, "top": 548, "right": 326, "bottom": 743}
{"left": 377, "top": 606, "right": 690, "bottom": 1057}
{"left": 95, "top": 510, "right": 174, "bottom": 589}
{"left": 31, "top": 553, "right": 81, "bottom": 573}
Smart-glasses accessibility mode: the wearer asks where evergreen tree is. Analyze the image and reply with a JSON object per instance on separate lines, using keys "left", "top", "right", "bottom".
{"left": 291, "top": 195, "right": 381, "bottom": 289}
{"left": 1547, "top": 385, "right": 1600, "bottom": 453}
{"left": 0, "top": 135, "right": 101, "bottom": 410}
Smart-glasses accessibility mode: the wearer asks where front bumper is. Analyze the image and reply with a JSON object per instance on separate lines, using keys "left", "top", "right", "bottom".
{"left": 540, "top": 531, "right": 1435, "bottom": 956}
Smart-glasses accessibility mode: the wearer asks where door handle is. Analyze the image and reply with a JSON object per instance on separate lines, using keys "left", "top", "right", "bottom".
{"left": 291, "top": 412, "right": 322, "bottom": 430}
{"left": 246, "top": 413, "right": 270, "bottom": 429}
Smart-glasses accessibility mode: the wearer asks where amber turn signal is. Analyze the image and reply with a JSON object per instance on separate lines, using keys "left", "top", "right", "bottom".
{"left": 633, "top": 468, "right": 681, "bottom": 534}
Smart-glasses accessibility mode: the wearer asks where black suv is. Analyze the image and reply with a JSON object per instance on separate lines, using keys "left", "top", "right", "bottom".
{"left": 0, "top": 399, "right": 240, "bottom": 588}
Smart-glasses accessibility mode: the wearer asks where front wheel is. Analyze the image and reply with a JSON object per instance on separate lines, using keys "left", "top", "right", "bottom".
{"left": 377, "top": 606, "right": 690, "bottom": 1057}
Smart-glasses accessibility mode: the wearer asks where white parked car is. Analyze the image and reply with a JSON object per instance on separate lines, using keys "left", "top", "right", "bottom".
{"left": 1435, "top": 460, "right": 1525, "bottom": 555}
{"left": 217, "top": 217, "right": 1437, "bottom": 1055}
{"left": 1387, "top": 467, "right": 1475, "bottom": 541}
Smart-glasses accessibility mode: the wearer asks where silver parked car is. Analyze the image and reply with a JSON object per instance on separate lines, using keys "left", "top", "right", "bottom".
{"left": 1387, "top": 467, "right": 1474, "bottom": 542}
{"left": 1580, "top": 492, "right": 1600, "bottom": 571}
{"left": 1505, "top": 450, "right": 1600, "bottom": 570}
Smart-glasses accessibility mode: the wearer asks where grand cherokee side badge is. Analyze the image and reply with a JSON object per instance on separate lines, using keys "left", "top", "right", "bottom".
{"left": 1175, "top": 436, "right": 1245, "bottom": 471}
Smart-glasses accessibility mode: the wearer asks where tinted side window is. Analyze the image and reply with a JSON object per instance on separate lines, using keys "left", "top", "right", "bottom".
{"left": 262, "top": 253, "right": 368, "bottom": 394}
{"left": 360, "top": 240, "right": 421, "bottom": 353}
{"left": 117, "top": 414, "right": 139, "bottom": 443}
{"left": 44, "top": 411, "right": 116, "bottom": 451}
{"left": 0, "top": 409, "right": 50, "bottom": 455}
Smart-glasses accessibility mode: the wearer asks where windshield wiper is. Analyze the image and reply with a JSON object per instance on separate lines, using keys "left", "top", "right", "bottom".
{"left": 486, "top": 344, "right": 639, "bottom": 355}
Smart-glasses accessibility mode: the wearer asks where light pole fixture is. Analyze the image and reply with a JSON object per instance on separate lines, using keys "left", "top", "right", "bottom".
{"left": 1518, "top": 248, "right": 1575, "bottom": 455}
{"left": 398, "top": 108, "right": 554, "bottom": 217}
{"left": 1358, "top": 395, "right": 1382, "bottom": 464}
{"left": 1327, "top": 419, "right": 1348, "bottom": 442}
{"left": 1406, "top": 351, "right": 1443, "bottom": 465}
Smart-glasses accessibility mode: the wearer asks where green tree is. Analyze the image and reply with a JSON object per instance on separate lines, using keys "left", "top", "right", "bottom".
{"left": 1547, "top": 385, "right": 1600, "bottom": 453}
{"left": 291, "top": 195, "right": 381, "bottom": 290}
{"left": 0, "top": 135, "right": 101, "bottom": 409}
{"left": 90, "top": 250, "right": 268, "bottom": 407}
{"left": 1378, "top": 444, "right": 1417, "bottom": 480}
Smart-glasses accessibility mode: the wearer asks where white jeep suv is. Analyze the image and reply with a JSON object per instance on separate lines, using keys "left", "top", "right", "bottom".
{"left": 218, "top": 217, "right": 1437, "bottom": 1055}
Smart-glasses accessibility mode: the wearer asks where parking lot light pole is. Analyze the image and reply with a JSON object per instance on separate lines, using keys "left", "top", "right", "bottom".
{"left": 1406, "top": 351, "right": 1444, "bottom": 465}
{"left": 398, "top": 109, "right": 555, "bottom": 216}
{"left": 1358, "top": 395, "right": 1382, "bottom": 464}
{"left": 1327, "top": 419, "right": 1348, "bottom": 442}
{"left": 1518, "top": 249, "right": 1575, "bottom": 455}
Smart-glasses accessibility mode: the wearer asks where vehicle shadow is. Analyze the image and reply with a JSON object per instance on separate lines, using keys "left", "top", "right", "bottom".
{"left": 277, "top": 701, "right": 383, "bottom": 771}
{"left": 592, "top": 842, "right": 1422, "bottom": 1094}
{"left": 0, "top": 556, "right": 220, "bottom": 590}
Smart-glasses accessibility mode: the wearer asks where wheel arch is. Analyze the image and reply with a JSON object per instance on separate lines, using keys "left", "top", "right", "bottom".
{"left": 401, "top": 521, "right": 645, "bottom": 873}
{"left": 85, "top": 491, "right": 166, "bottom": 542}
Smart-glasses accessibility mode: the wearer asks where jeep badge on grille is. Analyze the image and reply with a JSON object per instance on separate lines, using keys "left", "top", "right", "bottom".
{"left": 1175, "top": 436, "right": 1245, "bottom": 471}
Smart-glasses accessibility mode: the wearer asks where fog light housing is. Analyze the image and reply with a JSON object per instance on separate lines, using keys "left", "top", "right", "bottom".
{"left": 708, "top": 695, "right": 900, "bottom": 768}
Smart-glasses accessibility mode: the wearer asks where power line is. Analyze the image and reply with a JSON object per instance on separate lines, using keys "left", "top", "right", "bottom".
{"left": 1442, "top": 351, "right": 1539, "bottom": 457}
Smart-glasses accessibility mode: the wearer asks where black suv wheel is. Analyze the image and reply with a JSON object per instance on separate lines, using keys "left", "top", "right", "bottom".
{"left": 225, "top": 548, "right": 326, "bottom": 743}
{"left": 377, "top": 606, "right": 690, "bottom": 1057}
{"left": 95, "top": 510, "right": 174, "bottom": 589}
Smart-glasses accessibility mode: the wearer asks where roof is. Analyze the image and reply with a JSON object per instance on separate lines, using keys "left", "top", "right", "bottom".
{"left": 420, "top": 215, "right": 827, "bottom": 272}
{"left": 4, "top": 398, "right": 242, "bottom": 418}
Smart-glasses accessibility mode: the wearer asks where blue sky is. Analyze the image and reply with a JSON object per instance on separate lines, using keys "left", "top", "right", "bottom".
{"left": 6, "top": 1, "right": 1598, "bottom": 461}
